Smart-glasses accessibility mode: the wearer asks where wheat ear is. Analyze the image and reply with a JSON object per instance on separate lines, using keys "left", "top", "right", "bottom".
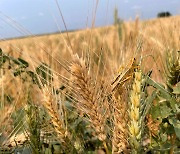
{"left": 112, "top": 95, "right": 129, "bottom": 154}
{"left": 128, "top": 69, "right": 142, "bottom": 153}
{"left": 42, "top": 87, "right": 68, "bottom": 143}
{"left": 70, "top": 55, "right": 107, "bottom": 142}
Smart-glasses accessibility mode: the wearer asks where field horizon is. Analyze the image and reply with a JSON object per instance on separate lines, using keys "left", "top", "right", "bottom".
{"left": 0, "top": 15, "right": 179, "bottom": 42}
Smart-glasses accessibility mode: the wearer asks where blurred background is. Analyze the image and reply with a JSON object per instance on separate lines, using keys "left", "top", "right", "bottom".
{"left": 0, "top": 0, "right": 180, "bottom": 39}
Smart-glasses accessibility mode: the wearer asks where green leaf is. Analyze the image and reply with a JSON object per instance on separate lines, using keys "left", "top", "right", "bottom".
{"left": 17, "top": 58, "right": 29, "bottom": 68}
{"left": 169, "top": 117, "right": 180, "bottom": 139}
{"left": 142, "top": 90, "right": 158, "bottom": 121}
{"left": 146, "top": 77, "right": 177, "bottom": 111}
{"left": 151, "top": 105, "right": 161, "bottom": 119}
{"left": 172, "top": 82, "right": 180, "bottom": 94}
{"left": 12, "top": 58, "right": 29, "bottom": 68}
{"left": 160, "top": 133, "right": 167, "bottom": 142}
{"left": 27, "top": 71, "right": 40, "bottom": 86}
{"left": 0, "top": 55, "right": 9, "bottom": 67}
{"left": 0, "top": 48, "right": 2, "bottom": 54}
{"left": 151, "top": 103, "right": 172, "bottom": 119}
{"left": 174, "top": 127, "right": 180, "bottom": 139}
{"left": 14, "top": 69, "right": 25, "bottom": 76}
{"left": 36, "top": 63, "right": 52, "bottom": 85}
{"left": 160, "top": 104, "right": 172, "bottom": 119}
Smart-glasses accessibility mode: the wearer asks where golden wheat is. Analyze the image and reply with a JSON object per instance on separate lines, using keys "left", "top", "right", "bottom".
{"left": 70, "top": 54, "right": 108, "bottom": 141}
{"left": 112, "top": 95, "right": 128, "bottom": 153}
{"left": 41, "top": 87, "right": 68, "bottom": 143}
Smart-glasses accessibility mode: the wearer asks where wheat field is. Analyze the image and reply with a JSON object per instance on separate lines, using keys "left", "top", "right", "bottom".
{"left": 0, "top": 14, "right": 179, "bottom": 153}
